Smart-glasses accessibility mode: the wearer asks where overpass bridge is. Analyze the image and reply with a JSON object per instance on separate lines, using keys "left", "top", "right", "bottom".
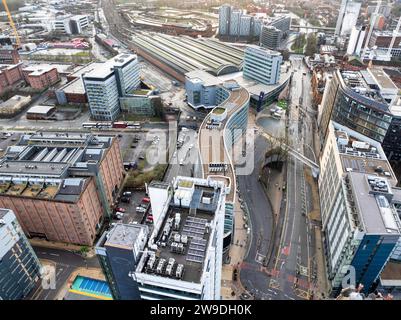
{"left": 291, "top": 25, "right": 335, "bottom": 32}
{"left": 259, "top": 132, "right": 320, "bottom": 178}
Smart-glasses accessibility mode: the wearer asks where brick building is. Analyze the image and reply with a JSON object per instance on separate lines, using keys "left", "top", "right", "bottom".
{"left": 22, "top": 65, "right": 60, "bottom": 90}
{"left": 0, "top": 63, "right": 24, "bottom": 95}
{"left": 0, "top": 132, "right": 124, "bottom": 245}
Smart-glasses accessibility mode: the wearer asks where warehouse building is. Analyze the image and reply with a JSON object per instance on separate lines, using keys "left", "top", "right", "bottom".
{"left": 0, "top": 132, "right": 124, "bottom": 245}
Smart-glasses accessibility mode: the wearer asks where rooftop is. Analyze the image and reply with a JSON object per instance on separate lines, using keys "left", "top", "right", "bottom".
{"left": 132, "top": 33, "right": 244, "bottom": 76}
{"left": 84, "top": 54, "right": 137, "bottom": 79}
{"left": 27, "top": 105, "right": 55, "bottom": 114}
{"left": 105, "top": 223, "right": 148, "bottom": 250}
{"left": 22, "top": 64, "right": 57, "bottom": 76}
{"left": 333, "top": 122, "right": 397, "bottom": 185}
{"left": 348, "top": 172, "right": 401, "bottom": 235}
{"left": 137, "top": 177, "right": 225, "bottom": 284}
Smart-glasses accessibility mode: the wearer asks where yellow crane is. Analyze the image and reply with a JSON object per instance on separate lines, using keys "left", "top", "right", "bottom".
{"left": 2, "top": 0, "right": 21, "bottom": 48}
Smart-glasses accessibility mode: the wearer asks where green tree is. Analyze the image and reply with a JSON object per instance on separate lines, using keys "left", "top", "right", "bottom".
{"left": 305, "top": 34, "right": 318, "bottom": 57}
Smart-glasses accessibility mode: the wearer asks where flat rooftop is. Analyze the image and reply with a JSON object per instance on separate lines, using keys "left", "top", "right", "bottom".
{"left": 68, "top": 62, "right": 104, "bottom": 78}
{"left": 22, "top": 64, "right": 56, "bottom": 76}
{"left": 369, "top": 68, "right": 398, "bottom": 91}
{"left": 348, "top": 172, "right": 401, "bottom": 235}
{"left": 338, "top": 69, "right": 393, "bottom": 111}
{"left": 105, "top": 223, "right": 147, "bottom": 250}
{"left": 84, "top": 54, "right": 137, "bottom": 79}
{"left": 334, "top": 123, "right": 397, "bottom": 185}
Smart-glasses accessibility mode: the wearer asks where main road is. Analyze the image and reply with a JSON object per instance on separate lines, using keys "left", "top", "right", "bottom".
{"left": 266, "top": 55, "right": 318, "bottom": 300}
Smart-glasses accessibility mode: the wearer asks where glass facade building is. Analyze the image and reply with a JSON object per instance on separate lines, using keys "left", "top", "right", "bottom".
{"left": 0, "top": 209, "right": 42, "bottom": 300}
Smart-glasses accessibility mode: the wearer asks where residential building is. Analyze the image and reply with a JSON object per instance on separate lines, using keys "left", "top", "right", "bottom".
{"left": 240, "top": 15, "right": 253, "bottom": 37}
{"left": 83, "top": 53, "right": 140, "bottom": 121}
{"left": 22, "top": 65, "right": 60, "bottom": 90}
{"left": 319, "top": 121, "right": 401, "bottom": 295}
{"left": 335, "top": 0, "right": 362, "bottom": 37}
{"left": 0, "top": 63, "right": 24, "bottom": 95}
{"left": 96, "top": 223, "right": 149, "bottom": 300}
{"left": 269, "top": 16, "right": 291, "bottom": 34}
{"left": 0, "top": 132, "right": 124, "bottom": 245}
{"left": 243, "top": 46, "right": 282, "bottom": 85}
{"left": 133, "top": 176, "right": 226, "bottom": 300}
{"left": 0, "top": 208, "right": 42, "bottom": 300}
{"left": 218, "top": 4, "right": 231, "bottom": 36}
{"left": 229, "top": 10, "right": 242, "bottom": 37}
{"left": 346, "top": 26, "right": 366, "bottom": 56}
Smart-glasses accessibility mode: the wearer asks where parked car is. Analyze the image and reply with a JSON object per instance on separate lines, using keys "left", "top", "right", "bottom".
{"left": 123, "top": 191, "right": 132, "bottom": 197}
{"left": 121, "top": 197, "right": 130, "bottom": 203}
{"left": 115, "top": 207, "right": 126, "bottom": 213}
{"left": 142, "top": 197, "right": 150, "bottom": 203}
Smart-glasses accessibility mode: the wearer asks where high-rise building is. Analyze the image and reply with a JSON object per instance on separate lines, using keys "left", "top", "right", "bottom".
{"left": 318, "top": 69, "right": 394, "bottom": 146}
{"left": 335, "top": 0, "right": 361, "bottom": 37}
{"left": 260, "top": 25, "right": 283, "bottom": 50}
{"left": 218, "top": 4, "right": 231, "bottom": 36}
{"left": 319, "top": 121, "right": 401, "bottom": 295}
{"left": 240, "top": 15, "right": 253, "bottom": 37}
{"left": 132, "top": 176, "right": 226, "bottom": 300}
{"left": 229, "top": 10, "right": 242, "bottom": 36}
{"left": 346, "top": 26, "right": 366, "bottom": 56}
{"left": 0, "top": 132, "right": 124, "bottom": 245}
{"left": 83, "top": 53, "right": 140, "bottom": 121}
{"left": 96, "top": 223, "right": 149, "bottom": 300}
{"left": 243, "top": 46, "right": 282, "bottom": 85}
{"left": 0, "top": 209, "right": 42, "bottom": 300}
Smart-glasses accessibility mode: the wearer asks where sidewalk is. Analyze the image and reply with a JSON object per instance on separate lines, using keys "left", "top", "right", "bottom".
{"left": 221, "top": 196, "right": 249, "bottom": 300}
{"left": 29, "top": 238, "right": 96, "bottom": 259}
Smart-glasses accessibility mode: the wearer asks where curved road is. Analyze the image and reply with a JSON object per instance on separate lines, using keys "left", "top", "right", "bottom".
{"left": 238, "top": 135, "right": 279, "bottom": 300}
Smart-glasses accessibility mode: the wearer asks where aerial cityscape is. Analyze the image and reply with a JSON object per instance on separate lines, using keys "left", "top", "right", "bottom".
{"left": 1, "top": 0, "right": 401, "bottom": 305}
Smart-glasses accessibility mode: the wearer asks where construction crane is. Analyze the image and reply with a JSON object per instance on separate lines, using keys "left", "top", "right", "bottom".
{"left": 1, "top": 0, "right": 21, "bottom": 48}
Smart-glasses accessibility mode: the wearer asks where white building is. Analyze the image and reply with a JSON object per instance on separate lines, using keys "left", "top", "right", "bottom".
{"left": 83, "top": 54, "right": 140, "bottom": 121}
{"left": 49, "top": 14, "right": 89, "bottom": 34}
{"left": 335, "top": 0, "right": 361, "bottom": 37}
{"left": 347, "top": 25, "right": 366, "bottom": 56}
{"left": 243, "top": 45, "right": 282, "bottom": 85}
{"left": 133, "top": 176, "right": 226, "bottom": 300}
{"left": 319, "top": 121, "right": 401, "bottom": 294}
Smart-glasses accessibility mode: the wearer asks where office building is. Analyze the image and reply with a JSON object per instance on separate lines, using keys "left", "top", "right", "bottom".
{"left": 49, "top": 15, "right": 90, "bottom": 35}
{"left": 335, "top": 0, "right": 362, "bottom": 37}
{"left": 260, "top": 25, "right": 283, "bottom": 50}
{"left": 133, "top": 177, "right": 226, "bottom": 300}
{"left": 318, "top": 69, "right": 395, "bottom": 146}
{"left": 70, "top": 15, "right": 89, "bottom": 34}
{"left": 240, "top": 15, "right": 253, "bottom": 37}
{"left": 0, "top": 132, "right": 124, "bottom": 245}
{"left": 319, "top": 121, "right": 401, "bottom": 294}
{"left": 96, "top": 223, "right": 149, "bottom": 300}
{"left": 229, "top": 10, "right": 242, "bottom": 37}
{"left": 243, "top": 46, "right": 282, "bottom": 85}
{"left": 0, "top": 209, "right": 42, "bottom": 300}
{"left": 83, "top": 53, "right": 140, "bottom": 121}
{"left": 346, "top": 26, "right": 366, "bottom": 56}
{"left": 269, "top": 16, "right": 291, "bottom": 34}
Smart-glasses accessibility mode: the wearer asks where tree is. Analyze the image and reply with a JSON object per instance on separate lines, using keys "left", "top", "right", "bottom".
{"left": 305, "top": 33, "right": 318, "bottom": 57}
